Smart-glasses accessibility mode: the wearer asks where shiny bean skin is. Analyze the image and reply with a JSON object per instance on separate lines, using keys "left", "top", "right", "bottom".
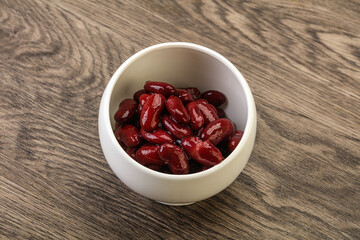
{"left": 140, "top": 93, "right": 166, "bottom": 132}
{"left": 186, "top": 102, "right": 204, "bottom": 130}
{"left": 201, "top": 90, "right": 226, "bottom": 107}
{"left": 228, "top": 130, "right": 244, "bottom": 152}
{"left": 196, "top": 100, "right": 219, "bottom": 126}
{"left": 159, "top": 143, "right": 189, "bottom": 174}
{"left": 161, "top": 115, "right": 193, "bottom": 139}
{"left": 200, "top": 118, "right": 235, "bottom": 145}
{"left": 175, "top": 89, "right": 194, "bottom": 104}
{"left": 181, "top": 137, "right": 224, "bottom": 166}
{"left": 137, "top": 93, "right": 151, "bottom": 113}
{"left": 140, "top": 128, "right": 174, "bottom": 144}
{"left": 114, "top": 124, "right": 141, "bottom": 147}
{"left": 166, "top": 96, "right": 190, "bottom": 124}
{"left": 139, "top": 93, "right": 151, "bottom": 106}
{"left": 135, "top": 145, "right": 164, "bottom": 166}
{"left": 207, "top": 103, "right": 218, "bottom": 115}
{"left": 113, "top": 82, "right": 237, "bottom": 174}
{"left": 144, "top": 81, "right": 176, "bottom": 96}
{"left": 114, "top": 99, "right": 137, "bottom": 125}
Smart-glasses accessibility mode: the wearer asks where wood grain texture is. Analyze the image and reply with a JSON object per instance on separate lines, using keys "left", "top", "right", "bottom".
{"left": 1, "top": 0, "right": 359, "bottom": 239}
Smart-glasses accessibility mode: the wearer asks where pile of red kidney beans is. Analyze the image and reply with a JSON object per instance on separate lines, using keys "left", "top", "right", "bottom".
{"left": 114, "top": 81, "right": 244, "bottom": 174}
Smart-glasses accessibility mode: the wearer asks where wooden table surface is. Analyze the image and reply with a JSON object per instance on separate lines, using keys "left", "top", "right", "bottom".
{"left": 1, "top": 0, "right": 359, "bottom": 239}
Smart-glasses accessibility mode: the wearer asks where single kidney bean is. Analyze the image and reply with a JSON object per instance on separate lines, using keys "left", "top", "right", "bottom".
{"left": 140, "top": 93, "right": 166, "bottom": 132}
{"left": 162, "top": 115, "right": 193, "bottom": 139}
{"left": 201, "top": 90, "right": 226, "bottom": 107}
{"left": 135, "top": 145, "right": 164, "bottom": 166}
{"left": 185, "top": 87, "right": 201, "bottom": 100}
{"left": 114, "top": 124, "right": 141, "bottom": 147}
{"left": 216, "top": 108, "right": 226, "bottom": 118}
{"left": 186, "top": 102, "right": 204, "bottom": 130}
{"left": 181, "top": 137, "right": 224, "bottom": 166}
{"left": 196, "top": 100, "right": 219, "bottom": 126}
{"left": 175, "top": 89, "right": 193, "bottom": 104}
{"left": 140, "top": 128, "right": 174, "bottom": 144}
{"left": 228, "top": 130, "right": 244, "bottom": 152}
{"left": 137, "top": 93, "right": 151, "bottom": 113}
{"left": 200, "top": 118, "right": 235, "bottom": 145}
{"left": 114, "top": 99, "right": 137, "bottom": 125}
{"left": 144, "top": 81, "right": 176, "bottom": 96}
{"left": 166, "top": 96, "right": 190, "bottom": 124}
{"left": 159, "top": 143, "right": 189, "bottom": 174}
{"left": 133, "top": 89, "right": 147, "bottom": 101}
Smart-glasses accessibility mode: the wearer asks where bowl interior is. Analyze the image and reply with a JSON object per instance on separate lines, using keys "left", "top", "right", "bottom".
{"left": 109, "top": 46, "right": 248, "bottom": 132}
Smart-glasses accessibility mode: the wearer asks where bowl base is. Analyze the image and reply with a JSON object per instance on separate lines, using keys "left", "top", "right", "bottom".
{"left": 157, "top": 201, "right": 196, "bottom": 206}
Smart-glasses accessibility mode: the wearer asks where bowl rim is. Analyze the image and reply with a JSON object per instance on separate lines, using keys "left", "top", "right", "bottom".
{"left": 101, "top": 42, "right": 256, "bottom": 180}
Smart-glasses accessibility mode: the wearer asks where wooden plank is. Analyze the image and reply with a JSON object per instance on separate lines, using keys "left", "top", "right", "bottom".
{"left": 0, "top": 0, "right": 359, "bottom": 239}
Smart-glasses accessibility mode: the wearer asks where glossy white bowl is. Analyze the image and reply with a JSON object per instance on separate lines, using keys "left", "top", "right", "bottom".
{"left": 98, "top": 42, "right": 256, "bottom": 205}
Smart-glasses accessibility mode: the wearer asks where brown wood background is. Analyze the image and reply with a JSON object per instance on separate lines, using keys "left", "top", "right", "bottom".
{"left": 1, "top": 0, "right": 359, "bottom": 239}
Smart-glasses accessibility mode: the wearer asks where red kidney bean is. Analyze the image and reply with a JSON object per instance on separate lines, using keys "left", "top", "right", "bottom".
{"left": 200, "top": 118, "right": 235, "bottom": 145}
{"left": 114, "top": 99, "right": 137, "bottom": 125}
{"left": 175, "top": 89, "right": 194, "bottom": 104}
{"left": 201, "top": 90, "right": 226, "bottom": 107}
{"left": 181, "top": 137, "right": 224, "bottom": 166}
{"left": 140, "top": 128, "right": 174, "bottom": 144}
{"left": 126, "top": 147, "right": 137, "bottom": 159}
{"left": 228, "top": 130, "right": 244, "bottom": 152}
{"left": 208, "top": 103, "right": 217, "bottom": 115}
{"left": 115, "top": 121, "right": 121, "bottom": 130}
{"left": 162, "top": 115, "right": 193, "bottom": 139}
{"left": 114, "top": 124, "right": 141, "bottom": 147}
{"left": 140, "top": 93, "right": 166, "bottom": 132}
{"left": 196, "top": 99, "right": 208, "bottom": 105}
{"left": 135, "top": 145, "right": 164, "bottom": 166}
{"left": 137, "top": 93, "right": 151, "bottom": 113}
{"left": 139, "top": 93, "right": 151, "bottom": 106}
{"left": 186, "top": 102, "right": 204, "bottom": 130}
{"left": 159, "top": 143, "right": 189, "bottom": 174}
{"left": 196, "top": 100, "right": 219, "bottom": 126}
{"left": 216, "top": 108, "right": 226, "bottom": 118}
{"left": 166, "top": 96, "right": 190, "bottom": 124}
{"left": 144, "top": 81, "right": 176, "bottom": 97}
{"left": 185, "top": 87, "right": 201, "bottom": 100}
{"left": 133, "top": 89, "right": 147, "bottom": 101}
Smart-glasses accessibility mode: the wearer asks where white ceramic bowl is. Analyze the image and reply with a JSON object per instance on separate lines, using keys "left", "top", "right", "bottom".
{"left": 98, "top": 42, "right": 256, "bottom": 205}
